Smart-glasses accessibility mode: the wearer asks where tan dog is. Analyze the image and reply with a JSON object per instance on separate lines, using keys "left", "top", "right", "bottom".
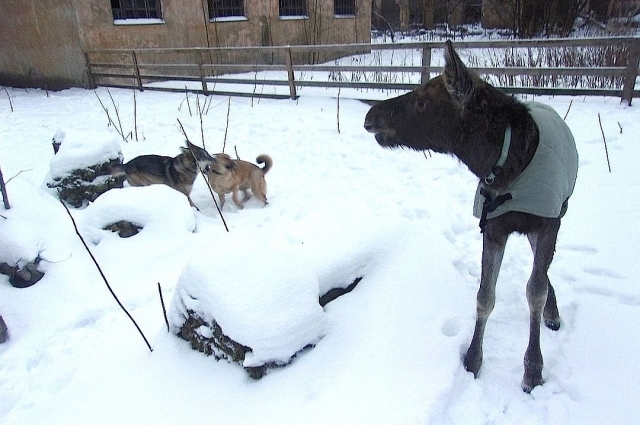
{"left": 207, "top": 154, "right": 272, "bottom": 209}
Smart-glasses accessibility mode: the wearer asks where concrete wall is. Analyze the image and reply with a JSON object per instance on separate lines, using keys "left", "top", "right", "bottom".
{"left": 0, "top": 0, "right": 371, "bottom": 89}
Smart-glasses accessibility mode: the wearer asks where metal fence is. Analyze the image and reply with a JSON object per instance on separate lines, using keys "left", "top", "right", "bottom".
{"left": 85, "top": 36, "right": 640, "bottom": 104}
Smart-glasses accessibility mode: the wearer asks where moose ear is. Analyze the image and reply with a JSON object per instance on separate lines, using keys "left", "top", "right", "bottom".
{"left": 443, "top": 40, "right": 474, "bottom": 103}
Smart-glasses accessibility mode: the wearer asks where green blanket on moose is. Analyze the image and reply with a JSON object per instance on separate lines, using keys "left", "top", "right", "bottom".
{"left": 473, "top": 102, "right": 579, "bottom": 220}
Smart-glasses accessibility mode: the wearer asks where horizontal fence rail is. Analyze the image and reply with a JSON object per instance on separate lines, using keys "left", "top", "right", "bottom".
{"left": 84, "top": 36, "right": 640, "bottom": 104}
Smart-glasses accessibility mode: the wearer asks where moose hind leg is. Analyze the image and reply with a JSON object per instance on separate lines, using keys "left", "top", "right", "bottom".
{"left": 544, "top": 283, "right": 561, "bottom": 331}
{"left": 522, "top": 221, "right": 560, "bottom": 392}
{"left": 527, "top": 233, "right": 561, "bottom": 331}
{"left": 464, "top": 227, "right": 507, "bottom": 377}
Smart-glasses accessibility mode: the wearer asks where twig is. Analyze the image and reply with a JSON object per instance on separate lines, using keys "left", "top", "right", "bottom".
{"left": 197, "top": 94, "right": 205, "bottom": 149}
{"left": 204, "top": 95, "right": 213, "bottom": 115}
{"left": 223, "top": 97, "right": 231, "bottom": 153}
{"left": 234, "top": 145, "right": 241, "bottom": 160}
{"left": 563, "top": 99, "right": 573, "bottom": 121}
{"left": 59, "top": 199, "right": 153, "bottom": 352}
{"left": 158, "top": 283, "right": 170, "bottom": 332}
{"left": 106, "top": 88, "right": 128, "bottom": 142}
{"left": 94, "top": 90, "right": 127, "bottom": 142}
{"left": 177, "top": 119, "right": 230, "bottom": 232}
{"left": 5, "top": 169, "right": 33, "bottom": 184}
{"left": 337, "top": 87, "right": 341, "bottom": 134}
{"left": 133, "top": 89, "right": 139, "bottom": 141}
{"left": 185, "top": 87, "right": 192, "bottom": 116}
{"left": 0, "top": 166, "right": 10, "bottom": 209}
{"left": 597, "top": 112, "right": 612, "bottom": 173}
{"left": 3, "top": 88, "right": 13, "bottom": 112}
{"left": 617, "top": 122, "right": 623, "bottom": 134}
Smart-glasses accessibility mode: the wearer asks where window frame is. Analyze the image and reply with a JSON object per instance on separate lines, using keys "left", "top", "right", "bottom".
{"left": 334, "top": 0, "right": 356, "bottom": 17}
{"left": 207, "top": 0, "right": 247, "bottom": 22}
{"left": 111, "top": 0, "right": 164, "bottom": 23}
{"left": 279, "top": 0, "right": 308, "bottom": 18}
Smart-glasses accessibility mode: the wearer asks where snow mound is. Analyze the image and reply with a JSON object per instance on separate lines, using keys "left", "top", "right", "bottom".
{"left": 48, "top": 129, "right": 122, "bottom": 180}
{"left": 80, "top": 185, "right": 196, "bottom": 242}
{"left": 169, "top": 232, "right": 324, "bottom": 370}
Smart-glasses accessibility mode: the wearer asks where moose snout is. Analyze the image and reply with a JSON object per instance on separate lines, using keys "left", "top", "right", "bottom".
{"left": 364, "top": 108, "right": 383, "bottom": 133}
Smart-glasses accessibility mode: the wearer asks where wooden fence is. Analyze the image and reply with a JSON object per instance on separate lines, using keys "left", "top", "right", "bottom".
{"left": 85, "top": 36, "right": 640, "bottom": 104}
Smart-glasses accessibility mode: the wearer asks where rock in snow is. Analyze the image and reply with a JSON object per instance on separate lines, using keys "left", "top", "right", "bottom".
{"left": 169, "top": 233, "right": 325, "bottom": 378}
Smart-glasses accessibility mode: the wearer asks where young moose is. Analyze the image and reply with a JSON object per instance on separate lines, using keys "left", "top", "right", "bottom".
{"left": 364, "top": 41, "right": 578, "bottom": 392}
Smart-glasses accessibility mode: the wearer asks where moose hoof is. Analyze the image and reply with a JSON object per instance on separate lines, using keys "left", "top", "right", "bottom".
{"left": 522, "top": 360, "right": 544, "bottom": 393}
{"left": 544, "top": 318, "right": 561, "bottom": 331}
{"left": 463, "top": 349, "right": 482, "bottom": 378}
{"left": 522, "top": 375, "right": 544, "bottom": 393}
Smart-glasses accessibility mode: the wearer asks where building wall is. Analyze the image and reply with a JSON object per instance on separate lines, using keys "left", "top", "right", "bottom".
{"left": 0, "top": 0, "right": 86, "bottom": 90}
{"left": 0, "top": 0, "right": 371, "bottom": 89}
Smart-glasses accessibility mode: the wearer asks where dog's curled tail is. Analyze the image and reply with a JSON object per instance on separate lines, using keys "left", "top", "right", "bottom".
{"left": 256, "top": 155, "right": 273, "bottom": 174}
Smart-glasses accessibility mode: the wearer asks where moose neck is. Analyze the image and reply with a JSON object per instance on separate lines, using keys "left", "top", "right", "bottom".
{"left": 450, "top": 104, "right": 538, "bottom": 190}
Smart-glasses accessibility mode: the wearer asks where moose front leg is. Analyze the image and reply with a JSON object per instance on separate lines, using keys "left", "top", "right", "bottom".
{"left": 464, "top": 226, "right": 508, "bottom": 377}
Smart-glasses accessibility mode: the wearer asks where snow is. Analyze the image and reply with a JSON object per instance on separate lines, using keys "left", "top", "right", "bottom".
{"left": 1, "top": 60, "right": 640, "bottom": 424}
{"left": 47, "top": 129, "right": 122, "bottom": 180}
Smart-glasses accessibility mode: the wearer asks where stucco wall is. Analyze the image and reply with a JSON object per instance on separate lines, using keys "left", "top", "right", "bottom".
{"left": 0, "top": 0, "right": 86, "bottom": 89}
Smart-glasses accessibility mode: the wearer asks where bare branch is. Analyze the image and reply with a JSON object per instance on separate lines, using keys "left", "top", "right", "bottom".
{"left": 59, "top": 198, "right": 153, "bottom": 352}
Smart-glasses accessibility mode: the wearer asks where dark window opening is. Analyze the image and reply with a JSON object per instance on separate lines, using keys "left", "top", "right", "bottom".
{"left": 111, "top": 0, "right": 162, "bottom": 20}
{"left": 334, "top": 0, "right": 355, "bottom": 16}
{"left": 279, "top": 0, "right": 307, "bottom": 17}
{"left": 208, "top": 0, "right": 245, "bottom": 19}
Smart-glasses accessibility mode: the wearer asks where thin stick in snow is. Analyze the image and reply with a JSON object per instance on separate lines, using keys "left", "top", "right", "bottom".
{"left": 133, "top": 89, "right": 139, "bottom": 142}
{"left": 177, "top": 118, "right": 230, "bottom": 232}
{"left": 563, "top": 99, "right": 573, "bottom": 121}
{"left": 106, "top": 88, "right": 128, "bottom": 142}
{"left": 197, "top": 94, "right": 205, "bottom": 149}
{"left": 4, "top": 88, "right": 13, "bottom": 112}
{"left": 0, "top": 166, "right": 10, "bottom": 210}
{"left": 185, "top": 86, "right": 192, "bottom": 116}
{"left": 598, "top": 112, "right": 612, "bottom": 173}
{"left": 223, "top": 97, "right": 231, "bottom": 153}
{"left": 59, "top": 199, "right": 153, "bottom": 352}
{"left": 158, "top": 282, "right": 170, "bottom": 332}
{"left": 337, "top": 88, "right": 341, "bottom": 134}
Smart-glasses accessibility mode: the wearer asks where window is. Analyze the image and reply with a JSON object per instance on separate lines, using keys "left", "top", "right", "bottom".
{"left": 279, "top": 0, "right": 307, "bottom": 17}
{"left": 334, "top": 0, "right": 355, "bottom": 16}
{"left": 208, "top": 0, "right": 245, "bottom": 19}
{"left": 111, "top": 0, "right": 162, "bottom": 20}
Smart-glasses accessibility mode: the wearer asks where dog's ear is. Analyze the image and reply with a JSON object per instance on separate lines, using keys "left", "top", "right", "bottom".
{"left": 443, "top": 40, "right": 474, "bottom": 105}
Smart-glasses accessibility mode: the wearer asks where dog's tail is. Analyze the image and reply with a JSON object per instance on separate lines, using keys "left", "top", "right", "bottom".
{"left": 256, "top": 155, "right": 273, "bottom": 174}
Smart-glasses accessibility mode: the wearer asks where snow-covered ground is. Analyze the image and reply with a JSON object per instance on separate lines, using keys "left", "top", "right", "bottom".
{"left": 1, "top": 71, "right": 639, "bottom": 424}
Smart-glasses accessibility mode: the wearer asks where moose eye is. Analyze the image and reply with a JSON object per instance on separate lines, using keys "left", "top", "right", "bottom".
{"left": 415, "top": 99, "right": 427, "bottom": 113}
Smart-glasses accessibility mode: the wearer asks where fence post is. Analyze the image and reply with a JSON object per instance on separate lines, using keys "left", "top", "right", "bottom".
{"left": 421, "top": 46, "right": 432, "bottom": 84}
{"left": 621, "top": 39, "right": 639, "bottom": 106}
{"left": 84, "top": 52, "right": 96, "bottom": 89}
{"left": 131, "top": 50, "right": 144, "bottom": 92}
{"left": 285, "top": 46, "right": 298, "bottom": 100}
{"left": 197, "top": 50, "right": 209, "bottom": 95}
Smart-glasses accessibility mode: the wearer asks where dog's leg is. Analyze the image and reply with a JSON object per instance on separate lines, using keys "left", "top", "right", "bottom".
{"left": 232, "top": 189, "right": 244, "bottom": 209}
{"left": 521, "top": 219, "right": 560, "bottom": 393}
{"left": 464, "top": 222, "right": 508, "bottom": 379}
{"left": 216, "top": 192, "right": 226, "bottom": 209}
{"left": 187, "top": 196, "right": 201, "bottom": 212}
